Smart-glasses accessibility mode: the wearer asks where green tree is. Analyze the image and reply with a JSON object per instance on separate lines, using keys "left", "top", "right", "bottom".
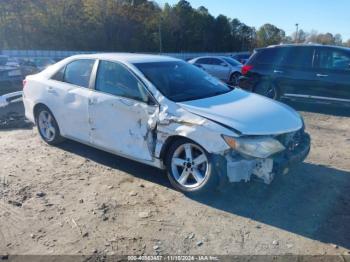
{"left": 256, "top": 23, "right": 285, "bottom": 47}
{"left": 213, "top": 15, "right": 231, "bottom": 51}
{"left": 0, "top": 0, "right": 346, "bottom": 52}
{"left": 231, "top": 19, "right": 256, "bottom": 51}
{"left": 346, "top": 39, "right": 350, "bottom": 48}
{"left": 316, "top": 33, "right": 335, "bottom": 45}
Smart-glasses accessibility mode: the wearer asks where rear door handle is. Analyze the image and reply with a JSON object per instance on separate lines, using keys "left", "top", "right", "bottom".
{"left": 316, "top": 73, "right": 328, "bottom": 77}
{"left": 47, "top": 86, "right": 55, "bottom": 94}
{"left": 273, "top": 70, "right": 284, "bottom": 74}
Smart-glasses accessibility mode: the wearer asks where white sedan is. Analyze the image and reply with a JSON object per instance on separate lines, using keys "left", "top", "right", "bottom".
{"left": 23, "top": 54, "right": 310, "bottom": 193}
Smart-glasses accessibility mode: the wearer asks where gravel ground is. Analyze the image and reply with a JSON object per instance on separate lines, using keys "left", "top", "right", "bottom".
{"left": 0, "top": 101, "right": 350, "bottom": 256}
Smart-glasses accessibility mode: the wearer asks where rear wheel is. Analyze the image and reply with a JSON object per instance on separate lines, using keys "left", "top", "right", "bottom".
{"left": 165, "top": 138, "right": 218, "bottom": 194}
{"left": 229, "top": 72, "right": 241, "bottom": 86}
{"left": 35, "top": 106, "right": 64, "bottom": 145}
{"left": 254, "top": 81, "right": 279, "bottom": 100}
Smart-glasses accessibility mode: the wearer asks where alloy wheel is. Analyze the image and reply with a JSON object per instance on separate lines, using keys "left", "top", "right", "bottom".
{"left": 170, "top": 143, "right": 209, "bottom": 189}
{"left": 38, "top": 110, "right": 56, "bottom": 142}
{"left": 230, "top": 73, "right": 240, "bottom": 86}
{"left": 256, "top": 82, "right": 277, "bottom": 100}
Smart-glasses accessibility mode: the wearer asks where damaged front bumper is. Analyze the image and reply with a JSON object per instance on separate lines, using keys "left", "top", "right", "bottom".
{"left": 224, "top": 129, "right": 311, "bottom": 184}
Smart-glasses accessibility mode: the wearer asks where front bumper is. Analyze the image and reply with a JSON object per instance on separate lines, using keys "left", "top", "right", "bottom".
{"left": 273, "top": 131, "right": 311, "bottom": 175}
{"left": 223, "top": 130, "right": 311, "bottom": 184}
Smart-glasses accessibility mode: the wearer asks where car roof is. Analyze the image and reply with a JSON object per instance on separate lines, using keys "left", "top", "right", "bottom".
{"left": 195, "top": 56, "right": 222, "bottom": 59}
{"left": 66, "top": 53, "right": 180, "bottom": 64}
{"left": 232, "top": 53, "right": 251, "bottom": 57}
{"left": 261, "top": 44, "right": 350, "bottom": 52}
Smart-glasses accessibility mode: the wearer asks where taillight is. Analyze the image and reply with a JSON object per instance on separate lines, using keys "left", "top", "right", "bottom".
{"left": 241, "top": 65, "right": 253, "bottom": 75}
{"left": 22, "top": 79, "right": 27, "bottom": 89}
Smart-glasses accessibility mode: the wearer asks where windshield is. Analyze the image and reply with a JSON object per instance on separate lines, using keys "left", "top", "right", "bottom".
{"left": 222, "top": 57, "right": 241, "bottom": 66}
{"left": 134, "top": 61, "right": 231, "bottom": 102}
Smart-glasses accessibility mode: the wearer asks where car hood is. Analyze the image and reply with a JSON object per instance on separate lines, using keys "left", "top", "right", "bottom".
{"left": 177, "top": 89, "right": 303, "bottom": 135}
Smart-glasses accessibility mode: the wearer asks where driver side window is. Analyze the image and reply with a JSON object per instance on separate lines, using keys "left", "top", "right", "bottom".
{"left": 95, "top": 60, "right": 149, "bottom": 103}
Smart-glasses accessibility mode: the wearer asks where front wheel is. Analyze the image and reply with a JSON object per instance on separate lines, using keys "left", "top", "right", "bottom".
{"left": 165, "top": 138, "right": 218, "bottom": 194}
{"left": 254, "top": 81, "right": 280, "bottom": 100}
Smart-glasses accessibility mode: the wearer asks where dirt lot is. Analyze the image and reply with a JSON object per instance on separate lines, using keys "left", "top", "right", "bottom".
{"left": 0, "top": 101, "right": 350, "bottom": 256}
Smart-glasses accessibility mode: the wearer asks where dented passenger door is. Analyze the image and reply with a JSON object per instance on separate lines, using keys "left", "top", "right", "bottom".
{"left": 88, "top": 60, "right": 158, "bottom": 161}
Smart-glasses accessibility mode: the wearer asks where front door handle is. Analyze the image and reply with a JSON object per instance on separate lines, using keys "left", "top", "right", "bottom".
{"left": 316, "top": 73, "right": 328, "bottom": 77}
{"left": 88, "top": 98, "right": 97, "bottom": 105}
{"left": 273, "top": 70, "right": 284, "bottom": 74}
{"left": 119, "top": 98, "right": 133, "bottom": 107}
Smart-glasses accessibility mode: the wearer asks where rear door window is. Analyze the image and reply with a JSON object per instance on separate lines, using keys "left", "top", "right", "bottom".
{"left": 63, "top": 59, "right": 95, "bottom": 88}
{"left": 316, "top": 48, "right": 350, "bottom": 71}
{"left": 51, "top": 66, "right": 65, "bottom": 81}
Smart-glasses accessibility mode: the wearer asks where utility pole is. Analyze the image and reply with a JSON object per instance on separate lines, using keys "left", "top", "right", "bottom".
{"left": 158, "top": 16, "right": 163, "bottom": 54}
{"left": 295, "top": 23, "right": 299, "bottom": 43}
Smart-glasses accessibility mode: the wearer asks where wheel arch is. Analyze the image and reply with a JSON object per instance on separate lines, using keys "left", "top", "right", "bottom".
{"left": 229, "top": 71, "right": 242, "bottom": 84}
{"left": 33, "top": 103, "right": 60, "bottom": 129}
{"left": 159, "top": 135, "right": 210, "bottom": 162}
{"left": 253, "top": 78, "right": 281, "bottom": 99}
{"left": 159, "top": 135, "right": 187, "bottom": 162}
{"left": 252, "top": 74, "right": 276, "bottom": 90}
{"left": 33, "top": 103, "right": 49, "bottom": 121}
{"left": 231, "top": 70, "right": 241, "bottom": 76}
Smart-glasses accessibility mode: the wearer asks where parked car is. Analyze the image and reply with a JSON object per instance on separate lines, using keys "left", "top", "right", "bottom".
{"left": 31, "top": 58, "right": 56, "bottom": 71}
{"left": 0, "top": 55, "right": 23, "bottom": 95}
{"left": 23, "top": 54, "right": 310, "bottom": 193}
{"left": 0, "top": 55, "right": 21, "bottom": 67}
{"left": 19, "top": 59, "right": 40, "bottom": 76}
{"left": 231, "top": 53, "right": 251, "bottom": 64}
{"left": 188, "top": 56, "right": 242, "bottom": 85}
{"left": 239, "top": 44, "right": 350, "bottom": 105}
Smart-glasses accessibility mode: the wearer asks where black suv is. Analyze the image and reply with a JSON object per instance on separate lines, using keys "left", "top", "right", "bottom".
{"left": 239, "top": 44, "right": 350, "bottom": 105}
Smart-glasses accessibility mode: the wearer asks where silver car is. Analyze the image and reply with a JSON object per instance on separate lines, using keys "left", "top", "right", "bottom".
{"left": 188, "top": 56, "right": 242, "bottom": 85}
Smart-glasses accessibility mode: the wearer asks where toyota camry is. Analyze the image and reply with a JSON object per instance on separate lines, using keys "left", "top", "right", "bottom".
{"left": 23, "top": 54, "right": 310, "bottom": 194}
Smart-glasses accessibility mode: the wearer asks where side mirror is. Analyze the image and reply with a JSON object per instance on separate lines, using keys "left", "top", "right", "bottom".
{"left": 220, "top": 62, "right": 228, "bottom": 67}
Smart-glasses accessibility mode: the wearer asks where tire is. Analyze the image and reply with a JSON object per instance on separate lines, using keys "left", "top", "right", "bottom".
{"left": 254, "top": 81, "right": 280, "bottom": 100}
{"left": 35, "top": 105, "right": 64, "bottom": 145}
{"left": 229, "top": 72, "right": 241, "bottom": 86}
{"left": 165, "top": 138, "right": 218, "bottom": 194}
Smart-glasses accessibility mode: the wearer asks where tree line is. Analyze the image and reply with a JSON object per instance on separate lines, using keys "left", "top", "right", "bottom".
{"left": 0, "top": 0, "right": 349, "bottom": 52}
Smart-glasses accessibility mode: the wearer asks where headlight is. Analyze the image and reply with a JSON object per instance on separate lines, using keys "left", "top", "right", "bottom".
{"left": 222, "top": 135, "right": 285, "bottom": 158}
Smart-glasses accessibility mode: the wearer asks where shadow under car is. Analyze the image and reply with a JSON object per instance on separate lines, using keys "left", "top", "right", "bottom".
{"left": 58, "top": 139, "right": 350, "bottom": 249}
